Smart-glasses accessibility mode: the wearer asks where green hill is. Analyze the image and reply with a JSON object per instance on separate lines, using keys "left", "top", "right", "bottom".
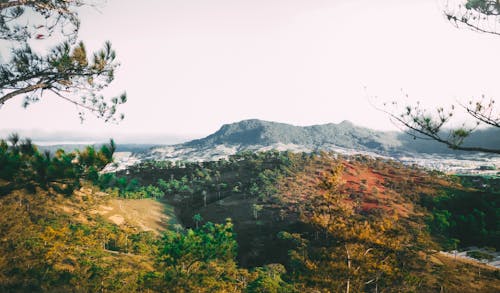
{"left": 184, "top": 119, "right": 500, "bottom": 155}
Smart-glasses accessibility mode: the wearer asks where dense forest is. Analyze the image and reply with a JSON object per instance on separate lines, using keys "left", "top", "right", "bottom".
{"left": 0, "top": 136, "right": 499, "bottom": 292}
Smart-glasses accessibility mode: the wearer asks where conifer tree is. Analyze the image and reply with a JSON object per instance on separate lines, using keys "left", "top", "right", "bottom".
{"left": 380, "top": 1, "right": 500, "bottom": 154}
{"left": 0, "top": 0, "right": 126, "bottom": 122}
{"left": 444, "top": 0, "right": 500, "bottom": 36}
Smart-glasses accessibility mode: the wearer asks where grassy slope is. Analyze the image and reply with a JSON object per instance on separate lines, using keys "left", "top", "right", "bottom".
{"left": 0, "top": 184, "right": 177, "bottom": 291}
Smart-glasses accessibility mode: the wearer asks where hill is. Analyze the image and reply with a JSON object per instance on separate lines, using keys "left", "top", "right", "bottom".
{"left": 185, "top": 119, "right": 401, "bottom": 151}
{"left": 118, "top": 151, "right": 500, "bottom": 292}
{"left": 1, "top": 133, "right": 499, "bottom": 291}
{"left": 139, "top": 119, "right": 500, "bottom": 165}
{"left": 0, "top": 185, "right": 162, "bottom": 291}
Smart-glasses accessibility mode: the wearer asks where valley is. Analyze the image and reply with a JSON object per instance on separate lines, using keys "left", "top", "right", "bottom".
{"left": 1, "top": 121, "right": 499, "bottom": 292}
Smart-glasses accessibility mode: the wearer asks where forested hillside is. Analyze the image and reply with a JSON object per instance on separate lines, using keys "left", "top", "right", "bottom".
{"left": 1, "top": 136, "right": 499, "bottom": 292}
{"left": 116, "top": 150, "right": 500, "bottom": 292}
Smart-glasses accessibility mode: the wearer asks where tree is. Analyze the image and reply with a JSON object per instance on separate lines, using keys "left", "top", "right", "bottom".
{"left": 193, "top": 213, "right": 203, "bottom": 229}
{"left": 246, "top": 264, "right": 294, "bottom": 293}
{"left": 444, "top": 0, "right": 500, "bottom": 36}
{"left": 378, "top": 0, "right": 500, "bottom": 154}
{"left": 0, "top": 134, "right": 116, "bottom": 195}
{"left": 155, "top": 219, "right": 247, "bottom": 291}
{"left": 0, "top": 0, "right": 126, "bottom": 122}
{"left": 252, "top": 204, "right": 263, "bottom": 220}
{"left": 379, "top": 98, "right": 500, "bottom": 154}
{"left": 274, "top": 156, "right": 438, "bottom": 291}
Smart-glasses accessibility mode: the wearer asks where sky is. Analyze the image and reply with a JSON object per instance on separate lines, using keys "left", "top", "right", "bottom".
{"left": 1, "top": 0, "right": 500, "bottom": 143}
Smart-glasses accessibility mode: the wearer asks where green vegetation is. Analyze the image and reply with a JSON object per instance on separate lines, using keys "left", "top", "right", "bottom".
{"left": 97, "top": 173, "right": 165, "bottom": 199}
{"left": 467, "top": 250, "right": 496, "bottom": 262}
{"left": 422, "top": 180, "right": 500, "bottom": 250}
{"left": 119, "top": 150, "right": 292, "bottom": 207}
{"left": 0, "top": 134, "right": 115, "bottom": 196}
{"left": 1, "top": 140, "right": 499, "bottom": 292}
{"left": 116, "top": 151, "right": 500, "bottom": 291}
{"left": 0, "top": 0, "right": 126, "bottom": 122}
{"left": 146, "top": 219, "right": 247, "bottom": 291}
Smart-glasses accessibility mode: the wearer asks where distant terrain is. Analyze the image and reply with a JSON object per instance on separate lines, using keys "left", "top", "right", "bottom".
{"left": 32, "top": 119, "right": 500, "bottom": 174}
{"left": 182, "top": 119, "right": 500, "bottom": 154}
{"left": 1, "top": 129, "right": 499, "bottom": 292}
{"left": 31, "top": 119, "right": 500, "bottom": 158}
{"left": 37, "top": 143, "right": 159, "bottom": 154}
{"left": 112, "top": 119, "right": 500, "bottom": 174}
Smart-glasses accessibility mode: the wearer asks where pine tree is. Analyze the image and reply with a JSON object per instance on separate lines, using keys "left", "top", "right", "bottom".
{"left": 0, "top": 0, "right": 126, "bottom": 122}
{"left": 378, "top": 0, "right": 500, "bottom": 154}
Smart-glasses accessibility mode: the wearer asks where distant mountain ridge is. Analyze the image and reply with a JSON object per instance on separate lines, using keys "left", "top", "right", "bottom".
{"left": 183, "top": 119, "right": 499, "bottom": 155}
{"left": 28, "top": 119, "right": 499, "bottom": 158}
{"left": 100, "top": 119, "right": 500, "bottom": 173}
{"left": 185, "top": 119, "right": 402, "bottom": 152}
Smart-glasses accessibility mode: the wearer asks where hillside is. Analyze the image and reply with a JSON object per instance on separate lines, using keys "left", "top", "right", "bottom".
{"left": 1, "top": 135, "right": 499, "bottom": 292}
{"left": 119, "top": 151, "right": 500, "bottom": 292}
{"left": 186, "top": 119, "right": 401, "bottom": 151}
{"left": 185, "top": 119, "right": 500, "bottom": 153}
{"left": 139, "top": 119, "right": 500, "bottom": 164}
{"left": 0, "top": 185, "right": 161, "bottom": 291}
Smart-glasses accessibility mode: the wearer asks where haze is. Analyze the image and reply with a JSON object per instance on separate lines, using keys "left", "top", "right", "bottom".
{"left": 1, "top": 0, "right": 499, "bottom": 143}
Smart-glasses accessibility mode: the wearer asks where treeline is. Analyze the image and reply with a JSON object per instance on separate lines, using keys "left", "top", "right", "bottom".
{"left": 115, "top": 150, "right": 300, "bottom": 207}
{"left": 0, "top": 134, "right": 115, "bottom": 195}
{"left": 422, "top": 184, "right": 500, "bottom": 250}
{"left": 96, "top": 174, "right": 165, "bottom": 199}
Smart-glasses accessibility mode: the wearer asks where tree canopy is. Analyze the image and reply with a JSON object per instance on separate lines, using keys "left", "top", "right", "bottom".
{"left": 0, "top": 0, "right": 126, "bottom": 122}
{"left": 444, "top": 0, "right": 500, "bottom": 36}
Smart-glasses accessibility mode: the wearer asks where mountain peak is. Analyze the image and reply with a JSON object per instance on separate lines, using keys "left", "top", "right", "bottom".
{"left": 339, "top": 120, "right": 354, "bottom": 126}
{"left": 184, "top": 119, "right": 399, "bottom": 150}
{"left": 147, "top": 119, "right": 500, "bottom": 164}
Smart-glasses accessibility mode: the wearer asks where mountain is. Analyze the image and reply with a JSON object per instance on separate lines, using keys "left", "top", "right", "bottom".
{"left": 146, "top": 119, "right": 498, "bottom": 156}
{"left": 185, "top": 119, "right": 402, "bottom": 151}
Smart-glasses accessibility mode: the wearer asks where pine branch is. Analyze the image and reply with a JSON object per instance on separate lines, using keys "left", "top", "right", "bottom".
{"left": 0, "top": 82, "right": 47, "bottom": 104}
{"left": 446, "top": 13, "right": 500, "bottom": 36}
{"left": 0, "top": 0, "right": 37, "bottom": 11}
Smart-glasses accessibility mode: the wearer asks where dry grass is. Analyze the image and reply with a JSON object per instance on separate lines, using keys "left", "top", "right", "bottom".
{"left": 94, "top": 198, "right": 178, "bottom": 234}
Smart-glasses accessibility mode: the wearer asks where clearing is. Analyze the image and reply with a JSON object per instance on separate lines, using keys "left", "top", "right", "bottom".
{"left": 96, "top": 198, "right": 178, "bottom": 234}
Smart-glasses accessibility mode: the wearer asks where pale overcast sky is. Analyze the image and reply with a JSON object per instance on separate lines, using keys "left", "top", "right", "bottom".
{"left": 1, "top": 0, "right": 499, "bottom": 142}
